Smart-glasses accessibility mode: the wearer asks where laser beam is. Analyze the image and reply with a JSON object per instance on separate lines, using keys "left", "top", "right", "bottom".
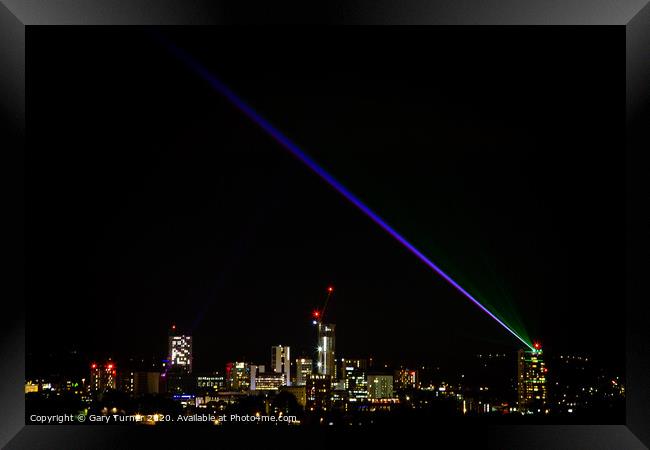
{"left": 161, "top": 38, "right": 534, "bottom": 351}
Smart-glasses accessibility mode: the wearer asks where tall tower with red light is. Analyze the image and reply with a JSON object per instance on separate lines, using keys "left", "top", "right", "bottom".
{"left": 517, "top": 341, "right": 548, "bottom": 414}
{"left": 89, "top": 360, "right": 117, "bottom": 394}
{"left": 312, "top": 286, "right": 336, "bottom": 379}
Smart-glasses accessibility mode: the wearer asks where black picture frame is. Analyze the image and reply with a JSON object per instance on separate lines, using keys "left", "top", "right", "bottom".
{"left": 1, "top": 1, "right": 648, "bottom": 448}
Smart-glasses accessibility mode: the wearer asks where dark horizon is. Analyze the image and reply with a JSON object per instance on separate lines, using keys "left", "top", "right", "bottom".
{"left": 27, "top": 27, "right": 624, "bottom": 378}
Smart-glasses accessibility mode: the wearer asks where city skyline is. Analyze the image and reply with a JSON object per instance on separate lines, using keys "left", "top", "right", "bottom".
{"left": 26, "top": 27, "right": 625, "bottom": 425}
{"left": 25, "top": 310, "right": 625, "bottom": 423}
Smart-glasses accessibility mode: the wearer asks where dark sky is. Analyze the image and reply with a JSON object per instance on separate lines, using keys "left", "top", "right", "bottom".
{"left": 27, "top": 27, "right": 623, "bottom": 376}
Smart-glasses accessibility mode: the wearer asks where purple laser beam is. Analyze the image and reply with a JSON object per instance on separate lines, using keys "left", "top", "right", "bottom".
{"left": 162, "top": 38, "right": 534, "bottom": 351}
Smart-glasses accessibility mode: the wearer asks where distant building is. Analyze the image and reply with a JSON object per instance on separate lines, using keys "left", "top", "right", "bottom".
{"left": 89, "top": 361, "right": 117, "bottom": 394}
{"left": 295, "top": 358, "right": 313, "bottom": 386}
{"left": 166, "top": 330, "right": 193, "bottom": 395}
{"left": 317, "top": 323, "right": 336, "bottom": 378}
{"left": 196, "top": 373, "right": 225, "bottom": 393}
{"left": 368, "top": 375, "right": 394, "bottom": 399}
{"left": 394, "top": 369, "right": 418, "bottom": 390}
{"left": 120, "top": 371, "right": 135, "bottom": 394}
{"left": 517, "top": 347, "right": 548, "bottom": 414}
{"left": 253, "top": 372, "right": 286, "bottom": 391}
{"left": 24, "top": 381, "right": 40, "bottom": 394}
{"left": 271, "top": 346, "right": 291, "bottom": 386}
{"left": 340, "top": 359, "right": 368, "bottom": 400}
{"left": 306, "top": 374, "right": 331, "bottom": 411}
{"left": 226, "top": 361, "right": 251, "bottom": 391}
{"left": 281, "top": 385, "right": 307, "bottom": 407}
{"left": 134, "top": 371, "right": 161, "bottom": 395}
{"left": 168, "top": 334, "right": 192, "bottom": 373}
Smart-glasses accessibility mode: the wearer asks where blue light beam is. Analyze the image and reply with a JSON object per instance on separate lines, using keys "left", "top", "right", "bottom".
{"left": 161, "top": 38, "right": 534, "bottom": 351}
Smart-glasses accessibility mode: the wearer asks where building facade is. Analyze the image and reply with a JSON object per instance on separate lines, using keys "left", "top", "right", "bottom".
{"left": 367, "top": 375, "right": 394, "bottom": 399}
{"left": 340, "top": 359, "right": 368, "bottom": 400}
{"left": 133, "top": 371, "right": 160, "bottom": 395}
{"left": 271, "top": 345, "right": 291, "bottom": 386}
{"left": 168, "top": 334, "right": 192, "bottom": 373}
{"left": 253, "top": 372, "right": 286, "bottom": 391}
{"left": 394, "top": 369, "right": 418, "bottom": 390}
{"left": 89, "top": 361, "right": 117, "bottom": 394}
{"left": 517, "top": 348, "right": 548, "bottom": 414}
{"left": 316, "top": 323, "right": 336, "bottom": 378}
{"left": 295, "top": 357, "right": 313, "bottom": 386}
{"left": 306, "top": 374, "right": 332, "bottom": 412}
{"left": 226, "top": 361, "right": 251, "bottom": 391}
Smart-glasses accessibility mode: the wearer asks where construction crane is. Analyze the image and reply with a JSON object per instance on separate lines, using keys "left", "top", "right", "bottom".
{"left": 312, "top": 285, "right": 334, "bottom": 325}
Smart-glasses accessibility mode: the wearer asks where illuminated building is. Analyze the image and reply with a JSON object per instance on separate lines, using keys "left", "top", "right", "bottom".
{"left": 248, "top": 364, "right": 266, "bottom": 390}
{"left": 367, "top": 375, "right": 394, "bottom": 399}
{"left": 340, "top": 359, "right": 368, "bottom": 400}
{"left": 226, "top": 361, "right": 251, "bottom": 391}
{"left": 394, "top": 369, "right": 418, "bottom": 390}
{"left": 24, "top": 381, "right": 39, "bottom": 394}
{"left": 168, "top": 333, "right": 192, "bottom": 373}
{"left": 271, "top": 345, "right": 291, "bottom": 386}
{"left": 316, "top": 323, "right": 336, "bottom": 378}
{"left": 167, "top": 329, "right": 193, "bottom": 395}
{"left": 89, "top": 361, "right": 117, "bottom": 394}
{"left": 306, "top": 374, "right": 331, "bottom": 411}
{"left": 253, "top": 372, "right": 286, "bottom": 391}
{"left": 196, "top": 373, "right": 225, "bottom": 393}
{"left": 295, "top": 358, "right": 313, "bottom": 386}
{"left": 517, "top": 345, "right": 548, "bottom": 414}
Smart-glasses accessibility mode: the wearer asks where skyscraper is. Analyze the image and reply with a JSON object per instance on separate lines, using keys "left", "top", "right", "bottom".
{"left": 368, "top": 374, "right": 394, "bottom": 399}
{"left": 168, "top": 333, "right": 192, "bottom": 373}
{"left": 89, "top": 361, "right": 117, "bottom": 394}
{"left": 167, "top": 327, "right": 193, "bottom": 394}
{"left": 340, "top": 359, "right": 368, "bottom": 401}
{"left": 316, "top": 323, "right": 336, "bottom": 378}
{"left": 226, "top": 361, "right": 251, "bottom": 391}
{"left": 306, "top": 374, "right": 332, "bottom": 412}
{"left": 517, "top": 346, "right": 548, "bottom": 414}
{"left": 271, "top": 345, "right": 291, "bottom": 386}
{"left": 295, "top": 357, "right": 313, "bottom": 386}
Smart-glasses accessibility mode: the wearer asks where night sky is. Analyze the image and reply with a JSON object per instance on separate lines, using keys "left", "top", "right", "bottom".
{"left": 27, "top": 27, "right": 623, "bottom": 376}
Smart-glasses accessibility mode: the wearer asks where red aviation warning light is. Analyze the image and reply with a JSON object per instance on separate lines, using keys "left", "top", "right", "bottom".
{"left": 533, "top": 341, "right": 542, "bottom": 351}
{"left": 311, "top": 285, "right": 334, "bottom": 325}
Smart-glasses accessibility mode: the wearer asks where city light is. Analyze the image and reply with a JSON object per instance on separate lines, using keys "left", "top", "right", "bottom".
{"left": 161, "top": 38, "right": 534, "bottom": 351}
